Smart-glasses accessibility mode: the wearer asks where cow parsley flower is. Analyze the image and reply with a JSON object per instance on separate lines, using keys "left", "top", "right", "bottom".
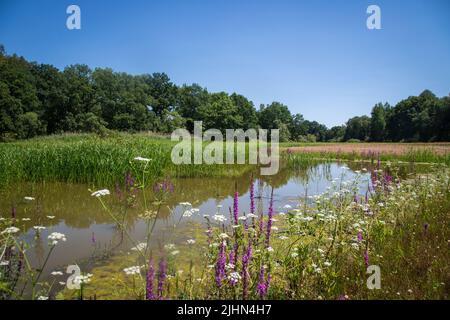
{"left": 131, "top": 243, "right": 147, "bottom": 252}
{"left": 123, "top": 266, "right": 141, "bottom": 275}
{"left": 1, "top": 227, "right": 20, "bottom": 235}
{"left": 73, "top": 273, "right": 93, "bottom": 285}
{"left": 24, "top": 197, "right": 35, "bottom": 201}
{"left": 133, "top": 156, "right": 151, "bottom": 162}
{"left": 91, "top": 189, "right": 110, "bottom": 197}
{"left": 48, "top": 232, "right": 67, "bottom": 245}
{"left": 213, "top": 214, "right": 227, "bottom": 222}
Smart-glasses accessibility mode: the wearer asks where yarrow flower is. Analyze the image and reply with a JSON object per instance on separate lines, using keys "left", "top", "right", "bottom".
{"left": 186, "top": 239, "right": 196, "bottom": 245}
{"left": 91, "top": 189, "right": 110, "bottom": 197}
{"left": 48, "top": 232, "right": 66, "bottom": 245}
{"left": 24, "top": 196, "right": 35, "bottom": 201}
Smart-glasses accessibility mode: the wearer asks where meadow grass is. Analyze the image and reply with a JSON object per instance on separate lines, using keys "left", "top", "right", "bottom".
{"left": 0, "top": 133, "right": 254, "bottom": 187}
{"left": 1, "top": 134, "right": 448, "bottom": 187}
{"left": 281, "top": 142, "right": 450, "bottom": 165}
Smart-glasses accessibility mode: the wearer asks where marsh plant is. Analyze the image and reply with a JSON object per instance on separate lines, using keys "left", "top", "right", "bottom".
{"left": 1, "top": 155, "right": 448, "bottom": 300}
{"left": 82, "top": 160, "right": 449, "bottom": 299}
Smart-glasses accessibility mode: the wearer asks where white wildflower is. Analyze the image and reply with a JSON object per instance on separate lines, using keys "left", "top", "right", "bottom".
{"left": 133, "top": 156, "right": 151, "bottom": 162}
{"left": 213, "top": 214, "right": 227, "bottom": 222}
{"left": 91, "top": 189, "right": 110, "bottom": 197}
{"left": 131, "top": 243, "right": 147, "bottom": 252}
{"left": 123, "top": 266, "right": 141, "bottom": 275}
{"left": 48, "top": 232, "right": 67, "bottom": 245}
{"left": 1, "top": 227, "right": 20, "bottom": 235}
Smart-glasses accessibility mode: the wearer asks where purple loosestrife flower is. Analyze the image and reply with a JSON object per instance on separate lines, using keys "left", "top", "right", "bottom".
{"left": 357, "top": 231, "right": 363, "bottom": 242}
{"left": 364, "top": 250, "right": 370, "bottom": 268}
{"left": 265, "top": 189, "right": 274, "bottom": 247}
{"left": 157, "top": 257, "right": 167, "bottom": 299}
{"left": 215, "top": 241, "right": 226, "bottom": 288}
{"left": 250, "top": 178, "right": 255, "bottom": 215}
{"left": 233, "top": 189, "right": 239, "bottom": 225}
{"left": 241, "top": 244, "right": 252, "bottom": 300}
{"left": 146, "top": 258, "right": 155, "bottom": 300}
{"left": 256, "top": 266, "right": 270, "bottom": 299}
{"left": 91, "top": 232, "right": 96, "bottom": 245}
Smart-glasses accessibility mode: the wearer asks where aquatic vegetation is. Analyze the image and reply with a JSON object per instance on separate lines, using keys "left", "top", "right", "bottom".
{"left": 1, "top": 155, "right": 448, "bottom": 300}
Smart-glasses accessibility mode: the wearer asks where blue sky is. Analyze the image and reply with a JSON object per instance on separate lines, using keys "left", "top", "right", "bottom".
{"left": 1, "top": 0, "right": 449, "bottom": 127}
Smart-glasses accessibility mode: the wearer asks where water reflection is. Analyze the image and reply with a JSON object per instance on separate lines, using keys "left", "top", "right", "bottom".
{"left": 0, "top": 161, "right": 424, "bottom": 280}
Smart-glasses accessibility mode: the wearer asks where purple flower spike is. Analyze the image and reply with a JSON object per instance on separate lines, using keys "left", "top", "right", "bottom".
{"left": 233, "top": 188, "right": 239, "bottom": 225}
{"left": 146, "top": 258, "right": 155, "bottom": 300}
{"left": 250, "top": 177, "right": 255, "bottom": 215}
{"left": 215, "top": 241, "right": 226, "bottom": 288}
{"left": 265, "top": 189, "right": 274, "bottom": 247}
{"left": 157, "top": 257, "right": 167, "bottom": 299}
{"left": 242, "top": 244, "right": 252, "bottom": 299}
{"left": 357, "top": 231, "right": 363, "bottom": 242}
{"left": 257, "top": 266, "right": 270, "bottom": 299}
{"left": 364, "top": 250, "right": 370, "bottom": 268}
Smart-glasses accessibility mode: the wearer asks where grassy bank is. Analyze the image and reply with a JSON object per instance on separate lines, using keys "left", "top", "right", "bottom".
{"left": 282, "top": 142, "right": 450, "bottom": 165}
{"left": 1, "top": 134, "right": 449, "bottom": 187}
{"left": 0, "top": 133, "right": 254, "bottom": 186}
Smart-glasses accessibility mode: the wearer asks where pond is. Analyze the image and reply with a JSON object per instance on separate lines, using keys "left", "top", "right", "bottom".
{"left": 0, "top": 161, "right": 424, "bottom": 288}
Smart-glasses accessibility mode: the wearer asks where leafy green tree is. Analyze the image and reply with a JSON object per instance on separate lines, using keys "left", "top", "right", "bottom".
{"left": 176, "top": 84, "right": 209, "bottom": 132}
{"left": 290, "top": 113, "right": 308, "bottom": 141}
{"left": 230, "top": 93, "right": 258, "bottom": 130}
{"left": 344, "top": 116, "right": 370, "bottom": 141}
{"left": 198, "top": 92, "right": 243, "bottom": 132}
{"left": 370, "top": 103, "right": 388, "bottom": 141}
{"left": 143, "top": 73, "right": 177, "bottom": 116}
{"left": 258, "top": 102, "right": 292, "bottom": 135}
{"left": 17, "top": 112, "right": 45, "bottom": 139}
{"left": 325, "top": 125, "right": 346, "bottom": 141}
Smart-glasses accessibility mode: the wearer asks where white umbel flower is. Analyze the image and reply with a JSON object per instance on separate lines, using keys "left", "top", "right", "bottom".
{"left": 91, "top": 189, "right": 110, "bottom": 197}
{"left": 48, "top": 232, "right": 67, "bottom": 245}
{"left": 1, "top": 227, "right": 20, "bottom": 234}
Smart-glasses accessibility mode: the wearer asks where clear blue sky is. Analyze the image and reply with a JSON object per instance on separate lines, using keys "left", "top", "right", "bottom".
{"left": 1, "top": 0, "right": 449, "bottom": 127}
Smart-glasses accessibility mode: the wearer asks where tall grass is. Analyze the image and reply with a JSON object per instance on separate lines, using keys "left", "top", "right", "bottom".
{"left": 0, "top": 133, "right": 255, "bottom": 186}
{"left": 283, "top": 148, "right": 450, "bottom": 165}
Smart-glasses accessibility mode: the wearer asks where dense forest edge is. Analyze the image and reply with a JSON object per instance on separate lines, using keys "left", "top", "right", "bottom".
{"left": 1, "top": 44, "right": 449, "bottom": 142}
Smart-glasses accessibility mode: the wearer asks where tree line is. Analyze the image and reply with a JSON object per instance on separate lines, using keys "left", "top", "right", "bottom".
{"left": 1, "top": 45, "right": 449, "bottom": 142}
